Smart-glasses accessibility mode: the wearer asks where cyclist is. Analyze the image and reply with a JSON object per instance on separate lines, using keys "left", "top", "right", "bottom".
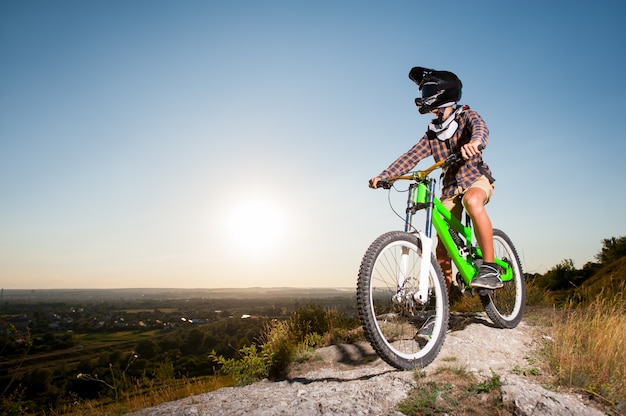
{"left": 369, "top": 66, "right": 503, "bottom": 292}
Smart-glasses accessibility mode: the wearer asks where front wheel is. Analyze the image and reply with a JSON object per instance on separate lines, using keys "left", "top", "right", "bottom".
{"left": 357, "top": 231, "right": 449, "bottom": 370}
{"left": 480, "top": 229, "right": 525, "bottom": 328}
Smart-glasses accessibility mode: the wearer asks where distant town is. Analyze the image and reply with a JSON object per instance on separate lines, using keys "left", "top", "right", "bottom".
{"left": 0, "top": 287, "right": 356, "bottom": 336}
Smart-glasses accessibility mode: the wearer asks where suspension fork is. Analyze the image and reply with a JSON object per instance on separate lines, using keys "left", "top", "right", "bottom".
{"left": 397, "top": 180, "right": 436, "bottom": 305}
{"left": 414, "top": 179, "right": 436, "bottom": 303}
{"left": 394, "top": 185, "right": 413, "bottom": 304}
{"left": 395, "top": 183, "right": 421, "bottom": 304}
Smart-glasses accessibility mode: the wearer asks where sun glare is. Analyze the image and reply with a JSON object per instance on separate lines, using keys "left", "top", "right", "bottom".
{"left": 225, "top": 198, "right": 288, "bottom": 259}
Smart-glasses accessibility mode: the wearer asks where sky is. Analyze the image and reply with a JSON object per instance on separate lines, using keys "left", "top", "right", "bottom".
{"left": 1, "top": 1, "right": 625, "bottom": 289}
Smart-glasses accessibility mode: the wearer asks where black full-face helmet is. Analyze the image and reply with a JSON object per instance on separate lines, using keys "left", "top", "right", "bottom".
{"left": 409, "top": 67, "right": 462, "bottom": 114}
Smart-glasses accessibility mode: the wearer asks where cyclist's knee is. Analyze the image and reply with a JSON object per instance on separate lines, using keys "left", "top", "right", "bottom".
{"left": 462, "top": 188, "right": 487, "bottom": 214}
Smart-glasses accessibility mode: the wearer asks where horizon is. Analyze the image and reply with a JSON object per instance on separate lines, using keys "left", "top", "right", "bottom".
{"left": 0, "top": 286, "right": 358, "bottom": 302}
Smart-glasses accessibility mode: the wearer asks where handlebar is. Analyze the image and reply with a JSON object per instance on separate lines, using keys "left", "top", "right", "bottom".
{"left": 375, "top": 144, "right": 485, "bottom": 189}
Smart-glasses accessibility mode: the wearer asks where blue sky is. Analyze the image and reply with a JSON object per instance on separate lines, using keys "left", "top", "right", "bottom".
{"left": 1, "top": 1, "right": 625, "bottom": 289}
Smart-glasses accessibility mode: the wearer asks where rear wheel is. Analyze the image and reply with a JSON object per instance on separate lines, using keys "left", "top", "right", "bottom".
{"left": 357, "top": 231, "right": 449, "bottom": 370}
{"left": 480, "top": 229, "right": 525, "bottom": 328}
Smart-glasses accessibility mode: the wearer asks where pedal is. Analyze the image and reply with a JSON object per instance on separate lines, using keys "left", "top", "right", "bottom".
{"left": 455, "top": 273, "right": 468, "bottom": 296}
{"left": 477, "top": 288, "right": 494, "bottom": 296}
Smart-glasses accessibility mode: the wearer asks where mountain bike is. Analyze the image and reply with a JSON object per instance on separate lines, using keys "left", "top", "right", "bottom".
{"left": 357, "top": 149, "right": 525, "bottom": 370}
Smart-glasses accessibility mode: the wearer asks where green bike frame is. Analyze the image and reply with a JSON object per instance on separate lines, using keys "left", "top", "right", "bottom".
{"left": 406, "top": 178, "right": 513, "bottom": 286}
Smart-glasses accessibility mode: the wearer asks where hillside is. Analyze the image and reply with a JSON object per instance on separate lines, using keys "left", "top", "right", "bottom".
{"left": 574, "top": 256, "right": 626, "bottom": 302}
{"left": 125, "top": 313, "right": 606, "bottom": 416}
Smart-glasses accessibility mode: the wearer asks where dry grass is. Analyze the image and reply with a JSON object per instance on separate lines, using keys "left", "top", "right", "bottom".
{"left": 545, "top": 290, "right": 625, "bottom": 413}
{"left": 54, "top": 375, "right": 234, "bottom": 416}
{"left": 449, "top": 290, "right": 484, "bottom": 313}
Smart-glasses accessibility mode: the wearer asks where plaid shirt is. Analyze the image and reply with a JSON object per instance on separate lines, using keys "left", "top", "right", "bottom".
{"left": 376, "top": 106, "right": 493, "bottom": 198}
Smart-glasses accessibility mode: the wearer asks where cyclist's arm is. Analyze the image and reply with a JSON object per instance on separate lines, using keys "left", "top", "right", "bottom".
{"left": 460, "top": 110, "right": 489, "bottom": 160}
{"left": 369, "top": 134, "right": 431, "bottom": 188}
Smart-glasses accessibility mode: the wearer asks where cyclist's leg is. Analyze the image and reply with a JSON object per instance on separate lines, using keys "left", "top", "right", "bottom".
{"left": 463, "top": 189, "right": 493, "bottom": 262}
{"left": 461, "top": 176, "right": 502, "bottom": 289}
{"left": 461, "top": 176, "right": 494, "bottom": 260}
{"left": 435, "top": 243, "right": 452, "bottom": 293}
{"left": 437, "top": 194, "right": 463, "bottom": 293}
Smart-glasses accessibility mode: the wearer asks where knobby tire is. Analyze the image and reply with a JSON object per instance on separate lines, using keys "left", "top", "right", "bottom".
{"left": 357, "top": 231, "right": 449, "bottom": 370}
{"left": 480, "top": 229, "right": 526, "bottom": 328}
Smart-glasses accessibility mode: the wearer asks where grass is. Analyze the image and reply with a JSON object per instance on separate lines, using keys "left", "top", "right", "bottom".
{"left": 397, "top": 367, "right": 506, "bottom": 416}
{"left": 73, "top": 329, "right": 162, "bottom": 343}
{"left": 544, "top": 289, "right": 626, "bottom": 413}
{"left": 53, "top": 375, "right": 234, "bottom": 416}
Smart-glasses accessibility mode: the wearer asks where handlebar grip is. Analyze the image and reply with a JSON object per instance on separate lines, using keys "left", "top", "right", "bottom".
{"left": 369, "top": 178, "right": 392, "bottom": 189}
{"left": 444, "top": 143, "right": 486, "bottom": 166}
{"left": 379, "top": 180, "right": 391, "bottom": 189}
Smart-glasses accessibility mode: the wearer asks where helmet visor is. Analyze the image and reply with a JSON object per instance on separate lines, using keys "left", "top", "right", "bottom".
{"left": 420, "top": 82, "right": 440, "bottom": 99}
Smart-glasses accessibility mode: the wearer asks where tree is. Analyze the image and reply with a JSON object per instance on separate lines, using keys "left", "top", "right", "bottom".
{"left": 181, "top": 328, "right": 205, "bottom": 355}
{"left": 135, "top": 339, "right": 160, "bottom": 360}
{"left": 535, "top": 258, "right": 577, "bottom": 291}
{"left": 595, "top": 236, "right": 626, "bottom": 265}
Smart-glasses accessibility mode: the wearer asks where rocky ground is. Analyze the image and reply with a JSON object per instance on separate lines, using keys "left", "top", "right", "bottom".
{"left": 126, "top": 312, "right": 609, "bottom": 416}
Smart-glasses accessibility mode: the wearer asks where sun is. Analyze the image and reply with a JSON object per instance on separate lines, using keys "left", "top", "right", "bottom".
{"left": 225, "top": 198, "right": 288, "bottom": 259}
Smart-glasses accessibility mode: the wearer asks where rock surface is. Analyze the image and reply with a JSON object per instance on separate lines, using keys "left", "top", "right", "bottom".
{"left": 126, "top": 314, "right": 606, "bottom": 416}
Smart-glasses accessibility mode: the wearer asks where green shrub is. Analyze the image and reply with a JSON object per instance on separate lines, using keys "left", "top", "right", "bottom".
{"left": 209, "top": 319, "right": 298, "bottom": 385}
{"left": 209, "top": 305, "right": 360, "bottom": 385}
{"left": 259, "top": 320, "right": 297, "bottom": 380}
{"left": 209, "top": 344, "right": 268, "bottom": 386}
